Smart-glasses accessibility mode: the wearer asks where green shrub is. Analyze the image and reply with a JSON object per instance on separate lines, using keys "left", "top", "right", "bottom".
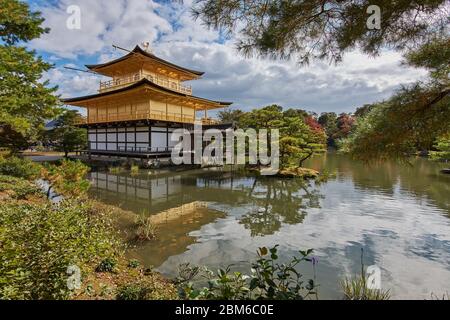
{"left": 0, "top": 199, "right": 122, "bottom": 299}
{"left": 127, "top": 260, "right": 140, "bottom": 269}
{"left": 135, "top": 213, "right": 157, "bottom": 241}
{"left": 116, "top": 284, "right": 150, "bottom": 300}
{"left": 0, "top": 175, "right": 42, "bottom": 199}
{"left": 109, "top": 166, "right": 123, "bottom": 174}
{"left": 0, "top": 156, "right": 41, "bottom": 179}
{"left": 341, "top": 277, "right": 391, "bottom": 300}
{"left": 42, "top": 159, "right": 90, "bottom": 198}
{"left": 115, "top": 276, "right": 177, "bottom": 300}
{"left": 96, "top": 258, "right": 117, "bottom": 273}
{"left": 340, "top": 249, "right": 390, "bottom": 300}
{"left": 177, "top": 246, "right": 318, "bottom": 300}
{"left": 130, "top": 164, "right": 139, "bottom": 176}
{"left": 430, "top": 134, "right": 450, "bottom": 161}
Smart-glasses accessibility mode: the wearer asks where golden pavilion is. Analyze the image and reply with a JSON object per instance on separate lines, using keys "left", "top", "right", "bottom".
{"left": 63, "top": 45, "right": 232, "bottom": 157}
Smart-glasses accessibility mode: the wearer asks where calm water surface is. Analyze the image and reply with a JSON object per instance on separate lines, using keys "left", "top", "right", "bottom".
{"left": 88, "top": 154, "right": 450, "bottom": 299}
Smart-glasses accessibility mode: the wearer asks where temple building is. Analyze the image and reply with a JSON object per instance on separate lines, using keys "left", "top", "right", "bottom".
{"left": 63, "top": 45, "right": 232, "bottom": 158}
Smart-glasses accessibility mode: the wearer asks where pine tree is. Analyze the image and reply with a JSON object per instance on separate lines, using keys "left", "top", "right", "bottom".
{"left": 46, "top": 110, "right": 87, "bottom": 158}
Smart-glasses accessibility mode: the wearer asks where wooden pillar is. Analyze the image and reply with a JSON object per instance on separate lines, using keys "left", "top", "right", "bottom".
{"left": 148, "top": 99, "right": 152, "bottom": 119}
{"left": 134, "top": 124, "right": 137, "bottom": 152}
{"left": 165, "top": 98, "right": 168, "bottom": 121}
{"left": 125, "top": 124, "right": 128, "bottom": 152}
{"left": 166, "top": 122, "right": 169, "bottom": 151}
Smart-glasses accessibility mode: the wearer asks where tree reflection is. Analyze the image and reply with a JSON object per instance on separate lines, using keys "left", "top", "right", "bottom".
{"left": 240, "top": 178, "right": 324, "bottom": 236}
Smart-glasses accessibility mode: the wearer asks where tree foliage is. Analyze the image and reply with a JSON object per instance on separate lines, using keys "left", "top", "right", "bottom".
{"left": 193, "top": 0, "right": 449, "bottom": 64}
{"left": 430, "top": 134, "right": 450, "bottom": 161}
{"left": 218, "top": 109, "right": 245, "bottom": 123}
{"left": 405, "top": 36, "right": 450, "bottom": 82}
{"left": 41, "top": 159, "right": 91, "bottom": 198}
{"left": 0, "top": 0, "right": 49, "bottom": 45}
{"left": 238, "top": 105, "right": 326, "bottom": 168}
{"left": 0, "top": 0, "right": 59, "bottom": 151}
{"left": 192, "top": 0, "right": 450, "bottom": 163}
{"left": 344, "top": 36, "right": 450, "bottom": 161}
{"left": 318, "top": 112, "right": 356, "bottom": 147}
{"left": 46, "top": 110, "right": 87, "bottom": 157}
{"left": 0, "top": 155, "right": 41, "bottom": 179}
{"left": 345, "top": 85, "right": 449, "bottom": 161}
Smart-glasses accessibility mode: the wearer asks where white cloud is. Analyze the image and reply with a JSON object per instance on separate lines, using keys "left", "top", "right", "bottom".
{"left": 155, "top": 41, "right": 427, "bottom": 112}
{"left": 44, "top": 68, "right": 99, "bottom": 98}
{"left": 32, "top": 0, "right": 429, "bottom": 113}
{"left": 31, "top": 0, "right": 171, "bottom": 58}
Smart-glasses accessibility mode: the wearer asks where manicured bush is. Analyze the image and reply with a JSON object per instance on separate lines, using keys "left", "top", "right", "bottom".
{"left": 42, "top": 159, "right": 90, "bottom": 198}
{"left": 0, "top": 199, "right": 122, "bottom": 299}
{"left": 0, "top": 156, "right": 41, "bottom": 180}
{"left": 0, "top": 175, "right": 42, "bottom": 200}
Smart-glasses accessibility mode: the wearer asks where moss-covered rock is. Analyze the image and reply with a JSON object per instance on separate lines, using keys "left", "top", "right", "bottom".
{"left": 277, "top": 167, "right": 320, "bottom": 179}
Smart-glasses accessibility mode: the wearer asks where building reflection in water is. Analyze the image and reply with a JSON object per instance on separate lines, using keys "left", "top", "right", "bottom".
{"left": 88, "top": 169, "right": 322, "bottom": 267}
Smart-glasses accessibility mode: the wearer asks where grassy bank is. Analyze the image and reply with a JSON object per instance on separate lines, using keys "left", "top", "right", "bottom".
{"left": 0, "top": 156, "right": 177, "bottom": 300}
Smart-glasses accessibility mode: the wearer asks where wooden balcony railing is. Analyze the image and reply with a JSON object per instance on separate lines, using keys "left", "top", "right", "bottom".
{"left": 99, "top": 73, "right": 192, "bottom": 95}
{"left": 75, "top": 113, "right": 219, "bottom": 126}
{"left": 75, "top": 111, "right": 196, "bottom": 125}
{"left": 201, "top": 118, "right": 220, "bottom": 125}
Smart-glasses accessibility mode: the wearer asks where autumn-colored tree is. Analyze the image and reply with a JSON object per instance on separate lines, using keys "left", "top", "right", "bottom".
{"left": 304, "top": 115, "right": 327, "bottom": 145}
{"left": 333, "top": 113, "right": 355, "bottom": 141}
{"left": 318, "top": 112, "right": 338, "bottom": 146}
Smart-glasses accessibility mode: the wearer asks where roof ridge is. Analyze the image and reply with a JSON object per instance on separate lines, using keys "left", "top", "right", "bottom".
{"left": 62, "top": 78, "right": 232, "bottom": 106}
{"left": 85, "top": 45, "right": 205, "bottom": 77}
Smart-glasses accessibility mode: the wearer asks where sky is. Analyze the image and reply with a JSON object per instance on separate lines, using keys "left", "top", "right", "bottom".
{"left": 27, "top": 0, "right": 428, "bottom": 116}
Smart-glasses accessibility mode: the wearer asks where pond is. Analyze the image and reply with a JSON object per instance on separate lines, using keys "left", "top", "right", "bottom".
{"left": 88, "top": 153, "right": 450, "bottom": 299}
